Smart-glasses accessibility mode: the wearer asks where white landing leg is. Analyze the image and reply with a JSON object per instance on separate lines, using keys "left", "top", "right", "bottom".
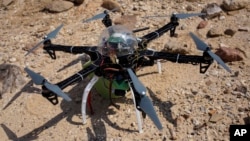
{"left": 82, "top": 75, "right": 99, "bottom": 124}
{"left": 129, "top": 83, "right": 143, "bottom": 133}
{"left": 157, "top": 60, "right": 162, "bottom": 74}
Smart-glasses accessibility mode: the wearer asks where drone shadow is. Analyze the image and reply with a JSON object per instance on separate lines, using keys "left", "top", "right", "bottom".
{"left": 57, "top": 57, "right": 82, "bottom": 73}
{"left": 2, "top": 80, "right": 41, "bottom": 110}
{"left": 137, "top": 71, "right": 158, "bottom": 78}
{"left": 1, "top": 79, "right": 137, "bottom": 140}
{"left": 147, "top": 87, "right": 177, "bottom": 127}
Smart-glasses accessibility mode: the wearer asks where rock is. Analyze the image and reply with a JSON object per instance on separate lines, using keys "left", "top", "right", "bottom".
{"left": 101, "top": 0, "right": 123, "bottom": 13}
{"left": 209, "top": 113, "right": 224, "bottom": 123}
{"left": 208, "top": 109, "right": 217, "bottom": 116}
{"left": 238, "top": 107, "right": 245, "bottom": 112}
{"left": 222, "top": 0, "right": 249, "bottom": 11}
{"left": 45, "top": 1, "right": 74, "bottom": 13}
{"left": 238, "top": 27, "right": 249, "bottom": 32}
{"left": 215, "top": 47, "right": 244, "bottom": 62}
{"left": 219, "top": 15, "right": 226, "bottom": 20}
{"left": 207, "top": 27, "right": 224, "bottom": 37}
{"left": 67, "top": 0, "right": 84, "bottom": 5}
{"left": 234, "top": 85, "right": 247, "bottom": 94}
{"left": 0, "top": 64, "right": 25, "bottom": 98}
{"left": 197, "top": 20, "right": 208, "bottom": 29}
{"left": 226, "top": 10, "right": 239, "bottom": 16}
{"left": 224, "top": 28, "right": 237, "bottom": 36}
{"left": 163, "top": 40, "right": 191, "bottom": 55}
{"left": 9, "top": 57, "right": 16, "bottom": 62}
{"left": 130, "top": 122, "right": 136, "bottom": 127}
{"left": 202, "top": 3, "right": 223, "bottom": 19}
{"left": 186, "top": 5, "right": 195, "bottom": 11}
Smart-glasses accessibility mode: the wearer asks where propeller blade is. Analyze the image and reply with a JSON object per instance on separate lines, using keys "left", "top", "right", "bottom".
{"left": 24, "top": 67, "right": 72, "bottom": 101}
{"left": 174, "top": 13, "right": 206, "bottom": 19}
{"left": 83, "top": 8, "right": 118, "bottom": 23}
{"left": 44, "top": 82, "right": 72, "bottom": 101}
{"left": 127, "top": 68, "right": 162, "bottom": 129}
{"left": 127, "top": 68, "right": 147, "bottom": 95}
{"left": 207, "top": 51, "right": 231, "bottom": 73}
{"left": 139, "top": 95, "right": 163, "bottom": 130}
{"left": 142, "top": 13, "right": 206, "bottom": 19}
{"left": 46, "top": 24, "right": 64, "bottom": 39}
{"left": 24, "top": 67, "right": 45, "bottom": 85}
{"left": 83, "top": 12, "right": 106, "bottom": 23}
{"left": 189, "top": 32, "right": 231, "bottom": 73}
{"left": 25, "top": 24, "right": 63, "bottom": 56}
{"left": 25, "top": 40, "right": 44, "bottom": 56}
{"left": 189, "top": 32, "right": 208, "bottom": 51}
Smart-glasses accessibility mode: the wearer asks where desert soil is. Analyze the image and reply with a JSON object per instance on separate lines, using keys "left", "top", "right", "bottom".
{"left": 0, "top": 0, "right": 249, "bottom": 141}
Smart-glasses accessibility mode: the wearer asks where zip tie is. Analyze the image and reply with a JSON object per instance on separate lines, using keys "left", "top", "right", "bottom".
{"left": 153, "top": 32, "right": 160, "bottom": 38}
{"left": 76, "top": 72, "right": 84, "bottom": 80}
{"left": 70, "top": 46, "right": 74, "bottom": 53}
{"left": 176, "top": 54, "right": 179, "bottom": 63}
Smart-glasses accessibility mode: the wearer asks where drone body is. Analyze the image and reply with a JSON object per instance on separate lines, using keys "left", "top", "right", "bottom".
{"left": 24, "top": 11, "right": 231, "bottom": 133}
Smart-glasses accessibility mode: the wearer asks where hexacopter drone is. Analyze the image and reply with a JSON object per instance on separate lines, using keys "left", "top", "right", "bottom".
{"left": 24, "top": 10, "right": 231, "bottom": 133}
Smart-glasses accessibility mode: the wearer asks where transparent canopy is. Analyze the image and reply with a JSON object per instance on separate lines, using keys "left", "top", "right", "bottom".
{"left": 97, "top": 25, "right": 138, "bottom": 57}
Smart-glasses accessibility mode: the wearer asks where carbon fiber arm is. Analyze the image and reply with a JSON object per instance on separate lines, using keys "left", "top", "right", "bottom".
{"left": 141, "top": 50, "right": 213, "bottom": 73}
{"left": 55, "top": 64, "right": 97, "bottom": 89}
{"left": 41, "top": 64, "right": 98, "bottom": 104}
{"left": 138, "top": 20, "right": 179, "bottom": 48}
{"left": 43, "top": 41, "right": 99, "bottom": 60}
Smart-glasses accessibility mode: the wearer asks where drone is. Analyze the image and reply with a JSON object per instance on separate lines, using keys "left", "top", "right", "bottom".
{"left": 24, "top": 10, "right": 231, "bottom": 133}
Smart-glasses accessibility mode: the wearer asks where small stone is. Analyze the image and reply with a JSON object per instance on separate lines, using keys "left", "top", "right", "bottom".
{"left": 224, "top": 28, "right": 237, "bottom": 36}
{"left": 9, "top": 57, "right": 16, "bottom": 62}
{"left": 222, "top": 0, "right": 248, "bottom": 11}
{"left": 101, "top": 0, "right": 123, "bottom": 13}
{"left": 197, "top": 20, "right": 208, "bottom": 29}
{"left": 191, "top": 88, "right": 198, "bottom": 95}
{"left": 234, "top": 85, "right": 247, "bottom": 94}
{"left": 207, "top": 28, "right": 224, "bottom": 37}
{"left": 209, "top": 113, "right": 224, "bottom": 123}
{"left": 45, "top": 1, "right": 74, "bottom": 13}
{"left": 215, "top": 47, "right": 244, "bottom": 62}
{"left": 131, "top": 122, "right": 136, "bottom": 127}
{"left": 186, "top": 5, "right": 195, "bottom": 11}
{"left": 202, "top": 3, "right": 223, "bottom": 19}
{"left": 238, "top": 107, "right": 245, "bottom": 112}
{"left": 238, "top": 27, "right": 249, "bottom": 32}
{"left": 219, "top": 15, "right": 226, "bottom": 20}
{"left": 208, "top": 109, "right": 217, "bottom": 116}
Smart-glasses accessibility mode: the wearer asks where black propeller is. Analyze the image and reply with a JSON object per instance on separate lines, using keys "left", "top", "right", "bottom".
{"left": 25, "top": 24, "right": 63, "bottom": 56}
{"left": 24, "top": 67, "right": 72, "bottom": 101}
{"left": 127, "top": 69, "right": 163, "bottom": 130}
{"left": 189, "top": 32, "right": 231, "bottom": 73}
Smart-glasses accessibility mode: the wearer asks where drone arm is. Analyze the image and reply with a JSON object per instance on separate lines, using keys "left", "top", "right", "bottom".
{"left": 43, "top": 44, "right": 99, "bottom": 60}
{"left": 142, "top": 50, "right": 213, "bottom": 73}
{"left": 44, "top": 44, "right": 96, "bottom": 54}
{"left": 139, "top": 22, "right": 178, "bottom": 48}
{"left": 54, "top": 64, "right": 97, "bottom": 90}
